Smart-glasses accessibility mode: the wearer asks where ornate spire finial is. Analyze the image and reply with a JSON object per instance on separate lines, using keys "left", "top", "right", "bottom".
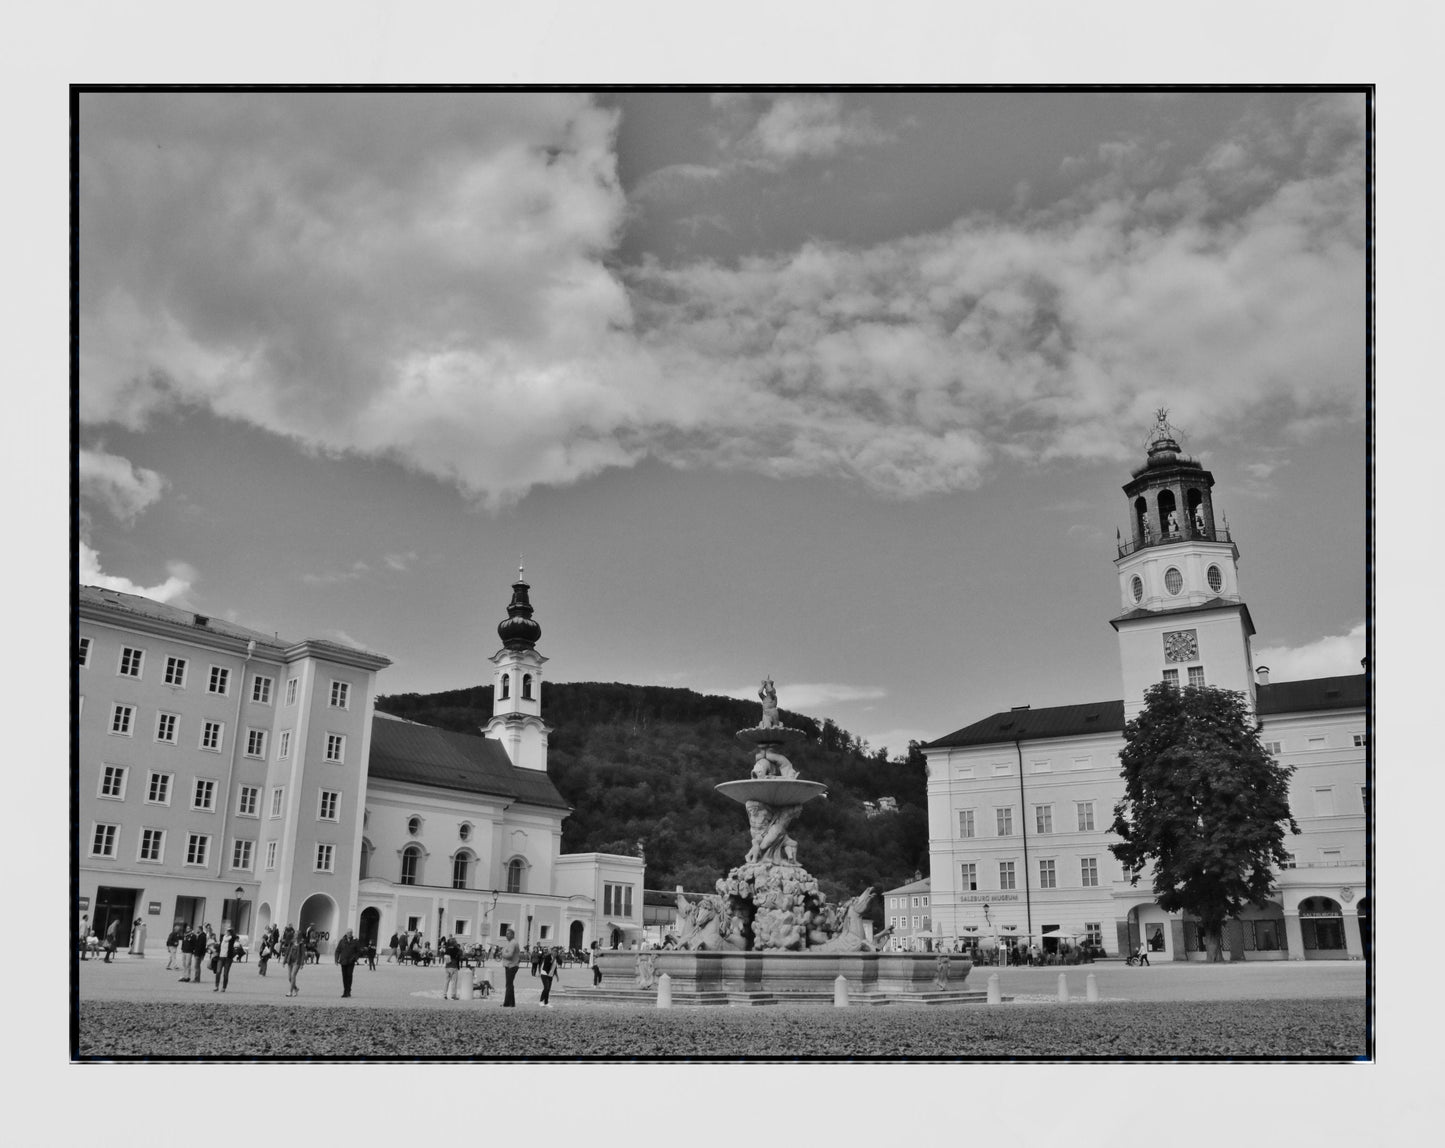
{"left": 518, "top": 557, "right": 525, "bottom": 582}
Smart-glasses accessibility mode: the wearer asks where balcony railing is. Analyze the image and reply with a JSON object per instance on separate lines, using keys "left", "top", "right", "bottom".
{"left": 1117, "top": 525, "right": 1231, "bottom": 559}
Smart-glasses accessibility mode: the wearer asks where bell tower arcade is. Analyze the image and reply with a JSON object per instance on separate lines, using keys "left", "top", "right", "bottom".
{"left": 483, "top": 566, "right": 550, "bottom": 772}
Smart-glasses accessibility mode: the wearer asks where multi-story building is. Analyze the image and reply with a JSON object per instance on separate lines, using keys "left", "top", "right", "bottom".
{"left": 77, "top": 574, "right": 644, "bottom": 954}
{"left": 922, "top": 415, "right": 1368, "bottom": 961}
{"left": 881, "top": 875, "right": 933, "bottom": 951}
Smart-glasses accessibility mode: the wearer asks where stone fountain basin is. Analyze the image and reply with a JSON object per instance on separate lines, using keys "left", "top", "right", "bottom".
{"left": 595, "top": 950, "right": 974, "bottom": 995}
{"left": 716, "top": 779, "right": 829, "bottom": 806}
{"left": 735, "top": 726, "right": 808, "bottom": 746}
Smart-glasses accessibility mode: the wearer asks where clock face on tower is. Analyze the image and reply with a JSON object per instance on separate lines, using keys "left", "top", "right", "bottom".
{"left": 1163, "top": 629, "right": 1199, "bottom": 663}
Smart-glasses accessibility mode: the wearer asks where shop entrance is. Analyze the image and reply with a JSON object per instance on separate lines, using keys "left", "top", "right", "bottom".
{"left": 359, "top": 907, "right": 380, "bottom": 947}
{"left": 174, "top": 895, "right": 206, "bottom": 930}
{"left": 569, "top": 920, "right": 585, "bottom": 951}
{"left": 94, "top": 887, "right": 138, "bottom": 949}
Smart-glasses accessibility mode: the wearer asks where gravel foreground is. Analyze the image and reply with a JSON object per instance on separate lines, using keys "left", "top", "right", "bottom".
{"left": 78, "top": 998, "right": 1367, "bottom": 1060}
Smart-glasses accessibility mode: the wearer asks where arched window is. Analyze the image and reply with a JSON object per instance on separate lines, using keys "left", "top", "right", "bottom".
{"left": 522, "top": 674, "right": 533, "bottom": 700}
{"left": 500, "top": 673, "right": 510, "bottom": 700}
{"left": 400, "top": 846, "right": 421, "bottom": 886}
{"left": 453, "top": 852, "right": 471, "bottom": 890}
{"left": 507, "top": 858, "right": 524, "bottom": 894}
{"left": 358, "top": 839, "right": 372, "bottom": 880}
{"left": 1157, "top": 489, "right": 1178, "bottom": 536}
{"left": 407, "top": 816, "right": 422, "bottom": 836}
{"left": 1134, "top": 496, "right": 1149, "bottom": 544}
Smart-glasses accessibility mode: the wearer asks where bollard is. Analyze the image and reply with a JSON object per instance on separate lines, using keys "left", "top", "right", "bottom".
{"left": 1086, "top": 972, "right": 1098, "bottom": 1003}
{"left": 834, "top": 975, "right": 849, "bottom": 1007}
{"left": 458, "top": 966, "right": 474, "bottom": 1000}
{"left": 656, "top": 972, "right": 672, "bottom": 1009}
{"left": 1057, "top": 973, "right": 1069, "bottom": 1002}
{"left": 987, "top": 972, "right": 1001, "bottom": 1005}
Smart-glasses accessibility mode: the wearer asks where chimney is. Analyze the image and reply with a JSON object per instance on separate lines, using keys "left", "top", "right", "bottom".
{"left": 1256, "top": 666, "right": 1270, "bottom": 685}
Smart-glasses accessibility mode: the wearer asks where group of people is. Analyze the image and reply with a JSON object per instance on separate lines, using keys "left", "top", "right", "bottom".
{"left": 161, "top": 922, "right": 245, "bottom": 991}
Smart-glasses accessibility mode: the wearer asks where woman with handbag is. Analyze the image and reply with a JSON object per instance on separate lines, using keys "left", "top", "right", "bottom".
{"left": 284, "top": 927, "right": 307, "bottom": 997}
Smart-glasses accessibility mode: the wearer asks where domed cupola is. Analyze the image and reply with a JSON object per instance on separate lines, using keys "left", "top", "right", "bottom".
{"left": 497, "top": 571, "right": 541, "bottom": 650}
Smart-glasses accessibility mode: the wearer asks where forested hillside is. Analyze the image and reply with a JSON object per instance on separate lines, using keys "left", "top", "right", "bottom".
{"left": 376, "top": 682, "right": 928, "bottom": 903}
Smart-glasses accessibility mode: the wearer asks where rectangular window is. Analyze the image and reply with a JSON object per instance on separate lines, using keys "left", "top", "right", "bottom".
{"left": 1071, "top": 755, "right": 1093, "bottom": 771}
{"left": 185, "top": 833, "right": 210, "bottom": 866}
{"left": 237, "top": 785, "right": 259, "bottom": 817}
{"left": 232, "top": 839, "right": 254, "bottom": 871}
{"left": 118, "top": 645, "right": 144, "bottom": 678}
{"left": 286, "top": 677, "right": 298, "bottom": 705}
{"left": 1162, "top": 668, "right": 1180, "bottom": 688}
{"left": 330, "top": 680, "right": 350, "bottom": 709}
{"left": 270, "top": 787, "right": 285, "bottom": 818}
{"left": 201, "top": 720, "right": 223, "bottom": 752}
{"left": 996, "top": 807, "right": 1014, "bottom": 836}
{"left": 453, "top": 920, "right": 470, "bottom": 936}
{"left": 91, "top": 823, "right": 118, "bottom": 857}
{"left": 1035, "top": 805, "right": 1053, "bottom": 834}
{"left": 325, "top": 733, "right": 345, "bottom": 763}
{"left": 98, "top": 764, "right": 127, "bottom": 800}
{"left": 110, "top": 703, "right": 134, "bottom": 736}
{"left": 958, "top": 809, "right": 976, "bottom": 838}
{"left": 1314, "top": 787, "right": 1336, "bottom": 817}
{"left": 998, "top": 861, "right": 1016, "bottom": 890}
{"left": 154, "top": 712, "right": 178, "bottom": 743}
{"left": 79, "top": 636, "right": 92, "bottom": 667}
{"left": 318, "top": 789, "right": 340, "bottom": 821}
{"left": 1187, "top": 666, "right": 1206, "bottom": 688}
{"left": 1030, "top": 758, "right": 1051, "bottom": 774}
{"left": 192, "top": 778, "right": 216, "bottom": 811}
{"left": 164, "top": 656, "right": 188, "bottom": 687}
{"left": 1263, "top": 740, "right": 1282, "bottom": 755}
{"left": 1081, "top": 857, "right": 1100, "bottom": 887}
{"left": 1084, "top": 922, "right": 1102, "bottom": 947}
{"left": 146, "top": 771, "right": 172, "bottom": 805}
{"left": 922, "top": 896, "right": 929, "bottom": 907}
{"left": 265, "top": 841, "right": 277, "bottom": 870}
{"left": 245, "top": 728, "right": 267, "bottom": 758}
{"left": 315, "top": 843, "right": 335, "bottom": 873}
{"left": 1308, "top": 736, "right": 1326, "bottom": 749}
{"left": 912, "top": 916, "right": 920, "bottom": 929}
{"left": 139, "top": 827, "right": 165, "bottom": 862}
{"left": 954, "top": 765, "right": 974, "bottom": 779}
{"left": 993, "top": 761, "right": 1012, "bottom": 776}
{"left": 251, "top": 675, "right": 273, "bottom": 704}
{"left": 604, "top": 885, "right": 614, "bottom": 916}
{"left": 208, "top": 665, "right": 230, "bottom": 694}
{"left": 1076, "top": 801, "right": 1095, "bottom": 832}
{"left": 278, "top": 729, "right": 291, "bottom": 759}
{"left": 960, "top": 862, "right": 977, "bottom": 891}
{"left": 911, "top": 896, "right": 919, "bottom": 908}
{"left": 1038, "top": 859, "right": 1056, "bottom": 888}
{"left": 1352, "top": 733, "right": 1367, "bottom": 748}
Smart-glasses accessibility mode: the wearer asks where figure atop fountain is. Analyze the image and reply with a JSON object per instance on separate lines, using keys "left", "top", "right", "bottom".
{"left": 758, "top": 676, "right": 781, "bottom": 729}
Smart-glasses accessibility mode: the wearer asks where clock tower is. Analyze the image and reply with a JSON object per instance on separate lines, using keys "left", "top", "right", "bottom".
{"left": 483, "top": 566, "right": 550, "bottom": 772}
{"left": 1111, "top": 411, "right": 1256, "bottom": 720}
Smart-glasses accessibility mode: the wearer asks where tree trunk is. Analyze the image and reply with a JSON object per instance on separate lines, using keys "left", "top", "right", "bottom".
{"left": 1205, "top": 928, "right": 1223, "bottom": 962}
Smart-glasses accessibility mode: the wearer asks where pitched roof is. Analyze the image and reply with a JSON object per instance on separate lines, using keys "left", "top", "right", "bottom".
{"left": 367, "top": 713, "right": 570, "bottom": 810}
{"left": 1256, "top": 674, "right": 1367, "bottom": 715}
{"left": 79, "top": 584, "right": 286, "bottom": 649}
{"left": 886, "top": 876, "right": 932, "bottom": 896}
{"left": 924, "top": 700, "right": 1126, "bottom": 750}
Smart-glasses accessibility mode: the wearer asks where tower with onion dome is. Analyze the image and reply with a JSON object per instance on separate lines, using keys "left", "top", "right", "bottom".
{"left": 483, "top": 565, "right": 550, "bottom": 772}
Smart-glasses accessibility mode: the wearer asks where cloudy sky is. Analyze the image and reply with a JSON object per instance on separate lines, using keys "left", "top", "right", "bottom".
{"left": 77, "top": 90, "right": 1367, "bottom": 753}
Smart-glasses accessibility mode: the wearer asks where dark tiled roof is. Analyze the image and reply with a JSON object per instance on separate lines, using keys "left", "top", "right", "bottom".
{"left": 924, "top": 700, "right": 1126, "bottom": 749}
{"left": 1257, "top": 674, "right": 1368, "bottom": 716}
{"left": 368, "top": 714, "right": 570, "bottom": 810}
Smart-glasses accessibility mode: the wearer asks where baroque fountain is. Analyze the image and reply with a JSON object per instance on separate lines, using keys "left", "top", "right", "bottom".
{"left": 592, "top": 679, "right": 976, "bottom": 1003}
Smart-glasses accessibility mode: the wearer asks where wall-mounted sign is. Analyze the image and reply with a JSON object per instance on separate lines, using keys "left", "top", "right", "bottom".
{"left": 78, "top": 897, "right": 90, "bottom": 912}
{"left": 958, "top": 894, "right": 1019, "bottom": 903}
{"left": 148, "top": 902, "right": 163, "bottom": 915}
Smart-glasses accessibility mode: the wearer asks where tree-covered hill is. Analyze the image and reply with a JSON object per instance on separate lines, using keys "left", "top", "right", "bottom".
{"left": 376, "top": 682, "right": 928, "bottom": 905}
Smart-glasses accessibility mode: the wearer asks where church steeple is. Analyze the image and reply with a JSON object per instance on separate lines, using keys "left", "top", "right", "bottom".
{"left": 1112, "top": 410, "right": 1255, "bottom": 720}
{"left": 483, "top": 567, "right": 549, "bottom": 772}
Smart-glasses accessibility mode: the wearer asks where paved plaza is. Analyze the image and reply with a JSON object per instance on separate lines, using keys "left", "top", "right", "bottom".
{"left": 78, "top": 953, "right": 1367, "bottom": 1010}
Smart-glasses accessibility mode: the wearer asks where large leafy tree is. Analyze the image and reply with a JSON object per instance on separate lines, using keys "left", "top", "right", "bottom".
{"left": 1110, "top": 682, "right": 1298, "bottom": 961}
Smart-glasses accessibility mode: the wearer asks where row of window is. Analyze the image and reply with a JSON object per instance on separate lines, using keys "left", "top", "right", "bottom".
{"left": 1263, "top": 734, "right": 1366, "bottom": 755}
{"left": 960, "top": 856, "right": 1103, "bottom": 891}
{"left": 93, "top": 767, "right": 295, "bottom": 820}
{"left": 888, "top": 894, "right": 930, "bottom": 910}
{"left": 959, "top": 801, "right": 1097, "bottom": 839}
{"left": 391, "top": 848, "right": 528, "bottom": 894}
{"left": 497, "top": 673, "right": 534, "bottom": 701}
{"left": 89, "top": 824, "right": 323, "bottom": 872}
{"left": 104, "top": 703, "right": 344, "bottom": 763}
{"left": 956, "top": 756, "right": 1099, "bottom": 779}
{"left": 1162, "top": 666, "right": 1207, "bottom": 688}
{"left": 892, "top": 915, "right": 932, "bottom": 930}
{"left": 603, "top": 883, "right": 634, "bottom": 917}
{"left": 80, "top": 639, "right": 352, "bottom": 711}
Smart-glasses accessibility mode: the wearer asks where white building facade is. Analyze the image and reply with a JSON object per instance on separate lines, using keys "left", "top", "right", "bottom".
{"left": 923, "top": 417, "right": 1368, "bottom": 961}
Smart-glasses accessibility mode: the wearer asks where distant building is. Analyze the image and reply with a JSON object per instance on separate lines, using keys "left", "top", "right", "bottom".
{"left": 881, "top": 875, "right": 933, "bottom": 951}
{"left": 77, "top": 575, "right": 643, "bottom": 955}
{"left": 922, "top": 416, "right": 1368, "bottom": 961}
{"left": 862, "top": 796, "right": 898, "bottom": 818}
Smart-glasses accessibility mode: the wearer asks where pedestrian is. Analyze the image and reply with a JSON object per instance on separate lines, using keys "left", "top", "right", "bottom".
{"left": 165, "top": 922, "right": 183, "bottom": 969}
{"left": 284, "top": 926, "right": 307, "bottom": 997}
{"left": 590, "top": 942, "right": 602, "bottom": 987}
{"left": 500, "top": 927, "right": 522, "bottom": 1007}
{"left": 334, "top": 929, "right": 360, "bottom": 998}
{"left": 257, "top": 933, "right": 271, "bottom": 977}
{"left": 213, "top": 927, "right": 240, "bottom": 992}
{"left": 103, "top": 917, "right": 119, "bottom": 962}
{"left": 365, "top": 939, "right": 377, "bottom": 972}
{"left": 388, "top": 931, "right": 399, "bottom": 963}
{"left": 442, "top": 935, "right": 463, "bottom": 1000}
{"left": 1136, "top": 940, "right": 1150, "bottom": 967}
{"left": 78, "top": 914, "right": 91, "bottom": 961}
{"left": 530, "top": 944, "right": 542, "bottom": 977}
{"left": 538, "top": 947, "right": 558, "bottom": 1006}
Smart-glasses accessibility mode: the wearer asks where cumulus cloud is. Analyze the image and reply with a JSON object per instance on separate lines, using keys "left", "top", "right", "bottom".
{"left": 1255, "top": 622, "right": 1367, "bottom": 682}
{"left": 78, "top": 447, "right": 167, "bottom": 522}
{"left": 80, "top": 540, "right": 194, "bottom": 604}
{"left": 79, "top": 93, "right": 1365, "bottom": 507}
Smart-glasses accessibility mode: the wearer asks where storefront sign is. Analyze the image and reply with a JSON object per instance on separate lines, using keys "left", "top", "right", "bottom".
{"left": 148, "top": 902, "right": 163, "bottom": 915}
{"left": 78, "top": 897, "right": 90, "bottom": 912}
{"left": 958, "top": 894, "right": 1019, "bottom": 903}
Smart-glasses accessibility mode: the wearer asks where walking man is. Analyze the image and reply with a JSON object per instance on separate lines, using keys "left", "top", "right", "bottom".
{"left": 335, "top": 929, "right": 360, "bottom": 998}
{"left": 103, "top": 917, "right": 119, "bottom": 963}
{"left": 214, "top": 927, "right": 240, "bottom": 992}
{"left": 388, "top": 931, "right": 399, "bottom": 963}
{"left": 442, "top": 935, "right": 463, "bottom": 1000}
{"left": 538, "top": 948, "right": 558, "bottom": 1006}
{"left": 165, "top": 923, "right": 183, "bottom": 970}
{"left": 500, "top": 927, "right": 522, "bottom": 1008}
